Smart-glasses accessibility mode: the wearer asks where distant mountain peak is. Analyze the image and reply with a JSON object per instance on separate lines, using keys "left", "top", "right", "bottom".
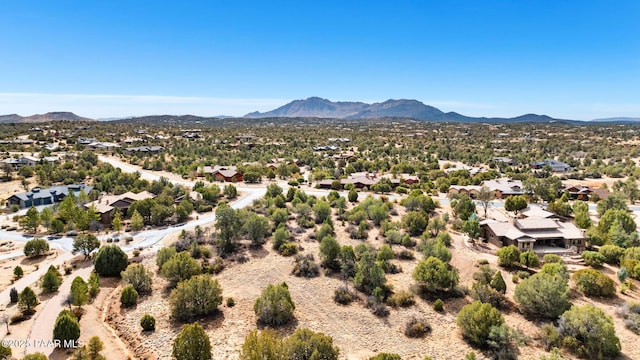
{"left": 244, "top": 97, "right": 569, "bottom": 123}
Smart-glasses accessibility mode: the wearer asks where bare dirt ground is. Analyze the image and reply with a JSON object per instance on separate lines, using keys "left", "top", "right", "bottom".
{"left": 2, "top": 157, "right": 639, "bottom": 359}
{"left": 101, "top": 199, "right": 640, "bottom": 360}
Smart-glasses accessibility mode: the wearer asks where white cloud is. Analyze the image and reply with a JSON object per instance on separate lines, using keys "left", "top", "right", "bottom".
{"left": 0, "top": 93, "right": 289, "bottom": 118}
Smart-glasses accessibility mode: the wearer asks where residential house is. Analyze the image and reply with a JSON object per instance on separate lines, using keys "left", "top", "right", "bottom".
{"left": 77, "top": 137, "right": 98, "bottom": 145}
{"left": 202, "top": 166, "right": 243, "bottom": 182}
{"left": 491, "top": 157, "right": 517, "bottom": 166}
{"left": 7, "top": 184, "right": 93, "bottom": 209}
{"left": 398, "top": 174, "right": 420, "bottom": 185}
{"left": 84, "top": 191, "right": 156, "bottom": 224}
{"left": 481, "top": 178, "right": 525, "bottom": 199}
{"left": 236, "top": 134, "right": 256, "bottom": 142}
{"left": 333, "top": 153, "right": 357, "bottom": 161}
{"left": 316, "top": 172, "right": 401, "bottom": 190}
{"left": 530, "top": 159, "right": 573, "bottom": 172}
{"left": 444, "top": 165, "right": 485, "bottom": 176}
{"left": 181, "top": 130, "right": 201, "bottom": 139}
{"left": 313, "top": 145, "right": 338, "bottom": 151}
{"left": 520, "top": 206, "right": 556, "bottom": 219}
{"left": 124, "top": 146, "right": 164, "bottom": 154}
{"left": 481, "top": 217, "right": 586, "bottom": 253}
{"left": 448, "top": 185, "right": 479, "bottom": 198}
{"left": 1, "top": 155, "right": 60, "bottom": 170}
{"left": 560, "top": 183, "right": 611, "bottom": 201}
{"left": 448, "top": 178, "right": 524, "bottom": 199}
{"left": 562, "top": 184, "right": 593, "bottom": 201}
{"left": 85, "top": 141, "right": 120, "bottom": 151}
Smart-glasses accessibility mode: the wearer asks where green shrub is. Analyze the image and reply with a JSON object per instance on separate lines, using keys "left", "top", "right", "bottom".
{"left": 291, "top": 254, "right": 320, "bottom": 278}
{"left": 541, "top": 262, "right": 569, "bottom": 281}
{"left": 88, "top": 272, "right": 100, "bottom": 298}
{"left": 539, "top": 323, "right": 562, "bottom": 351}
{"left": 543, "top": 254, "right": 564, "bottom": 264}
{"left": 169, "top": 275, "right": 223, "bottom": 322}
{"left": 581, "top": 250, "right": 605, "bottom": 267}
{"left": 457, "top": 301, "right": 504, "bottom": 347}
{"left": 52, "top": 309, "right": 80, "bottom": 348}
{"left": 334, "top": 286, "right": 356, "bottom": 305}
{"left": 121, "top": 263, "right": 153, "bottom": 295}
{"left": 272, "top": 226, "right": 290, "bottom": 250}
{"left": 41, "top": 267, "right": 61, "bottom": 292}
{"left": 618, "top": 302, "right": 640, "bottom": 335}
{"left": 369, "top": 354, "right": 401, "bottom": 360}
{"left": 13, "top": 265, "right": 23, "bottom": 279}
{"left": 397, "top": 249, "right": 415, "bottom": 260}
{"left": 279, "top": 242, "right": 299, "bottom": 256}
{"left": 413, "top": 256, "right": 459, "bottom": 292}
{"left": 254, "top": 282, "right": 295, "bottom": 326}
{"left": 514, "top": 273, "right": 570, "bottom": 319}
{"left": 24, "top": 238, "right": 49, "bottom": 258}
{"left": 520, "top": 250, "right": 540, "bottom": 268}
{"left": 9, "top": 287, "right": 18, "bottom": 303}
{"left": 573, "top": 269, "right": 615, "bottom": 297}
{"left": 94, "top": 245, "right": 129, "bottom": 277}
{"left": 161, "top": 251, "right": 201, "bottom": 286}
{"left": 433, "top": 299, "right": 444, "bottom": 312}
{"left": 599, "top": 245, "right": 624, "bottom": 265}
{"left": 286, "top": 328, "right": 340, "bottom": 360}
{"left": 491, "top": 271, "right": 507, "bottom": 294}
{"left": 172, "top": 323, "right": 212, "bottom": 360}
{"left": 226, "top": 297, "right": 236, "bottom": 307}
{"left": 558, "top": 305, "right": 620, "bottom": 359}
{"left": 404, "top": 317, "right": 431, "bottom": 338}
{"left": 497, "top": 245, "right": 520, "bottom": 268}
{"left": 386, "top": 290, "right": 415, "bottom": 308}
{"left": 120, "top": 285, "right": 138, "bottom": 307}
{"left": 18, "top": 286, "right": 39, "bottom": 315}
{"left": 140, "top": 314, "right": 155, "bottom": 331}
{"left": 470, "top": 282, "right": 505, "bottom": 308}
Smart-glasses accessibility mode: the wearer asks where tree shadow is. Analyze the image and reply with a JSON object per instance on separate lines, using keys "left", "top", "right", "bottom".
{"left": 168, "top": 310, "right": 226, "bottom": 332}
{"left": 247, "top": 245, "right": 269, "bottom": 259}
{"left": 38, "top": 290, "right": 58, "bottom": 302}
{"left": 98, "top": 276, "right": 121, "bottom": 289}
{"left": 256, "top": 317, "right": 299, "bottom": 338}
{"left": 68, "top": 258, "right": 93, "bottom": 270}
{"left": 49, "top": 347, "right": 76, "bottom": 360}
{"left": 19, "top": 253, "right": 51, "bottom": 266}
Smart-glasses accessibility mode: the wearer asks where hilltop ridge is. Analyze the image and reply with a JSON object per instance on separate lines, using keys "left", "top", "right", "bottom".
{"left": 245, "top": 97, "right": 569, "bottom": 122}
{"left": 0, "top": 112, "right": 94, "bottom": 123}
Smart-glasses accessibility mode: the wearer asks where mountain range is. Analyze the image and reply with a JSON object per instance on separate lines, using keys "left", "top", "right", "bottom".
{"left": 1, "top": 100, "right": 638, "bottom": 124}
{"left": 245, "top": 97, "right": 565, "bottom": 123}
{"left": 0, "top": 112, "right": 94, "bottom": 123}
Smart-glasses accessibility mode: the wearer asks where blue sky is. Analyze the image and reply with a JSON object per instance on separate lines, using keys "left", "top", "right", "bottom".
{"left": 1, "top": 1, "right": 638, "bottom": 120}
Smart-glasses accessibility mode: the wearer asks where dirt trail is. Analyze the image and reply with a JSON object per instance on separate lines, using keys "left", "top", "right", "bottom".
{"left": 18, "top": 263, "right": 131, "bottom": 359}
{"left": 23, "top": 266, "right": 93, "bottom": 357}
{"left": 0, "top": 249, "right": 71, "bottom": 308}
